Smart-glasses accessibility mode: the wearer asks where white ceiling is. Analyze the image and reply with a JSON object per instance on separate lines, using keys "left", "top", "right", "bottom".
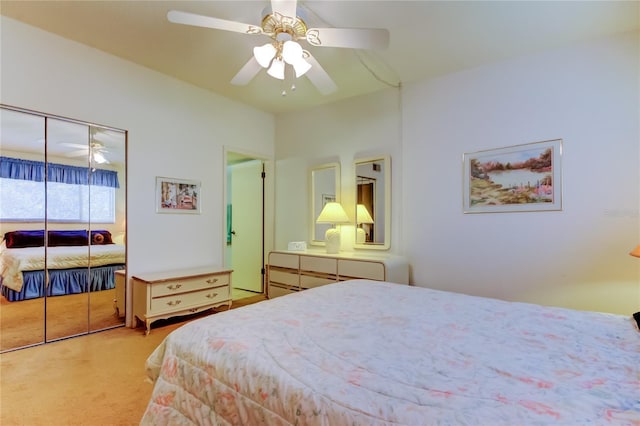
{"left": 1, "top": 1, "right": 638, "bottom": 114}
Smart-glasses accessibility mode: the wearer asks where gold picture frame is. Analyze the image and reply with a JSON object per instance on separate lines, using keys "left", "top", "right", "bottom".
{"left": 463, "top": 139, "right": 562, "bottom": 213}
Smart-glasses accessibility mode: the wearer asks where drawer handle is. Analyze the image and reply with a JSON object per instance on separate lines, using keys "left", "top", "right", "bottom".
{"left": 167, "top": 300, "right": 182, "bottom": 306}
{"left": 206, "top": 293, "right": 218, "bottom": 299}
{"left": 206, "top": 278, "right": 219, "bottom": 284}
{"left": 189, "top": 308, "right": 199, "bottom": 313}
{"left": 167, "top": 284, "right": 182, "bottom": 290}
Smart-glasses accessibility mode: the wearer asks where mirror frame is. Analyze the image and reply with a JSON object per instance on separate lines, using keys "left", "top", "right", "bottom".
{"left": 309, "top": 162, "right": 341, "bottom": 246}
{"left": 354, "top": 155, "right": 391, "bottom": 250}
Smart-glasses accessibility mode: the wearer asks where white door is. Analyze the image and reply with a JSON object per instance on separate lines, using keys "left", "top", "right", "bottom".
{"left": 229, "top": 159, "right": 263, "bottom": 293}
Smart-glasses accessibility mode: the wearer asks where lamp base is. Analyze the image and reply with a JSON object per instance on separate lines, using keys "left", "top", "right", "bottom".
{"left": 356, "top": 227, "right": 366, "bottom": 244}
{"left": 325, "top": 228, "right": 341, "bottom": 254}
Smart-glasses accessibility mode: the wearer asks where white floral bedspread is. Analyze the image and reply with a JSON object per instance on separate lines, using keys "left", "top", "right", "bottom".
{"left": 0, "top": 244, "right": 125, "bottom": 291}
{"left": 142, "top": 280, "right": 640, "bottom": 426}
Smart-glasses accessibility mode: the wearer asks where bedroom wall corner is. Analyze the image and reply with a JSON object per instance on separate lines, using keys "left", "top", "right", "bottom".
{"left": 274, "top": 88, "right": 404, "bottom": 254}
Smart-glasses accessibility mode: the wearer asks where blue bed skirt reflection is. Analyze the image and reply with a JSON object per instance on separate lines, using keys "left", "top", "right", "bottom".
{"left": 0, "top": 264, "right": 125, "bottom": 302}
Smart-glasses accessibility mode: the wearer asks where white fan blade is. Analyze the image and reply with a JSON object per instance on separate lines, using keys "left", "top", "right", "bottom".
{"left": 167, "top": 10, "right": 263, "bottom": 35}
{"left": 59, "top": 142, "right": 87, "bottom": 149}
{"left": 66, "top": 149, "right": 89, "bottom": 158}
{"left": 305, "top": 27, "right": 389, "bottom": 50}
{"left": 92, "top": 128, "right": 122, "bottom": 144}
{"left": 271, "top": 0, "right": 297, "bottom": 20}
{"left": 303, "top": 52, "right": 337, "bottom": 95}
{"left": 230, "top": 57, "right": 263, "bottom": 86}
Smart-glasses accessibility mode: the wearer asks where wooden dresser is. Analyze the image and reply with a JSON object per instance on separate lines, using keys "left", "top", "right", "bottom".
{"left": 267, "top": 250, "right": 409, "bottom": 298}
{"left": 114, "top": 269, "right": 126, "bottom": 318}
{"left": 132, "top": 266, "right": 232, "bottom": 335}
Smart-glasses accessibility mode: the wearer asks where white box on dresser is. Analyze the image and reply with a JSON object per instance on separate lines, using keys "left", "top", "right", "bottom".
{"left": 132, "top": 266, "right": 232, "bottom": 335}
{"left": 267, "top": 250, "right": 409, "bottom": 298}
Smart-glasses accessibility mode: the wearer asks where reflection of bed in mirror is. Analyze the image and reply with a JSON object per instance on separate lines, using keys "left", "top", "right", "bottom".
{"left": 0, "top": 230, "right": 125, "bottom": 301}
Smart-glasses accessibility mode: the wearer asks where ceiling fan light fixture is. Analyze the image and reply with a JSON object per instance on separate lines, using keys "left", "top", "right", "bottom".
{"left": 92, "top": 151, "right": 108, "bottom": 164}
{"left": 291, "top": 58, "right": 311, "bottom": 78}
{"left": 282, "top": 40, "right": 311, "bottom": 77}
{"left": 253, "top": 43, "right": 277, "bottom": 68}
{"left": 267, "top": 58, "right": 285, "bottom": 80}
{"left": 281, "top": 40, "right": 302, "bottom": 63}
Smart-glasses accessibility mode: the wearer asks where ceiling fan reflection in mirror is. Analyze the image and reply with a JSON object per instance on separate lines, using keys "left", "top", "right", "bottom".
{"left": 167, "top": 0, "right": 389, "bottom": 95}
{"left": 60, "top": 128, "right": 119, "bottom": 165}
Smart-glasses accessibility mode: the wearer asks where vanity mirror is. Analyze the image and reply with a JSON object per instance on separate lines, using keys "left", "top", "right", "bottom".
{"left": 309, "top": 162, "right": 340, "bottom": 245}
{"left": 354, "top": 155, "right": 390, "bottom": 250}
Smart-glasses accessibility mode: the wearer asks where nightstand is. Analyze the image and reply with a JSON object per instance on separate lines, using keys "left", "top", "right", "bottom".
{"left": 132, "top": 266, "right": 233, "bottom": 335}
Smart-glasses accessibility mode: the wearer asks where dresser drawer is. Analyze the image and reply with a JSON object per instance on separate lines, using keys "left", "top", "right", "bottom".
{"left": 300, "top": 274, "right": 336, "bottom": 289}
{"left": 300, "top": 255, "right": 337, "bottom": 274}
{"left": 150, "top": 285, "right": 230, "bottom": 314}
{"left": 268, "top": 283, "right": 297, "bottom": 299}
{"left": 269, "top": 252, "right": 299, "bottom": 269}
{"left": 338, "top": 259, "right": 385, "bottom": 280}
{"left": 269, "top": 268, "right": 299, "bottom": 287}
{"left": 151, "top": 274, "right": 229, "bottom": 298}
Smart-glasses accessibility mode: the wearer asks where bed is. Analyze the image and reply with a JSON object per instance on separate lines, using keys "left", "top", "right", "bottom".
{"left": 0, "top": 229, "right": 125, "bottom": 301}
{"left": 141, "top": 280, "right": 640, "bottom": 425}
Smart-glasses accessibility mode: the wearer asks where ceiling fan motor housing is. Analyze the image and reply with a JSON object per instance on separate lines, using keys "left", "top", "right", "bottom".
{"left": 261, "top": 12, "right": 307, "bottom": 42}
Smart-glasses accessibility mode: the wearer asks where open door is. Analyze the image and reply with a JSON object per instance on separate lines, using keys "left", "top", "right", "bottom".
{"left": 226, "top": 153, "right": 264, "bottom": 298}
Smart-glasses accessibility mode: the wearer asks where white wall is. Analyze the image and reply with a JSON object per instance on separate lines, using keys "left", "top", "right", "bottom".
{"left": 276, "top": 32, "right": 639, "bottom": 315}
{"left": 1, "top": 17, "right": 276, "bottom": 324}
{"left": 275, "top": 88, "right": 403, "bottom": 252}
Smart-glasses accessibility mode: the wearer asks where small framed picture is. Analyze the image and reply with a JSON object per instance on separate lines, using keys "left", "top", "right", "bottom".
{"left": 156, "top": 176, "right": 201, "bottom": 214}
{"left": 463, "top": 139, "right": 562, "bottom": 213}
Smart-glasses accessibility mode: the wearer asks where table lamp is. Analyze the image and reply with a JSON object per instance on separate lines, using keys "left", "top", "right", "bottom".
{"left": 316, "top": 202, "right": 349, "bottom": 254}
{"left": 356, "top": 204, "right": 374, "bottom": 244}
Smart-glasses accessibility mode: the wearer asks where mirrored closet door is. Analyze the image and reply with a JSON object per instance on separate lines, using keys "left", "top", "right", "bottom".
{"left": 0, "top": 105, "right": 127, "bottom": 352}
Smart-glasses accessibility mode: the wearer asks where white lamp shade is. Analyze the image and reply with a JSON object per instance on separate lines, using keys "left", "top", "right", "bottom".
{"left": 253, "top": 43, "right": 276, "bottom": 68}
{"left": 92, "top": 151, "right": 108, "bottom": 164}
{"left": 282, "top": 41, "right": 303, "bottom": 64}
{"left": 282, "top": 40, "right": 311, "bottom": 77}
{"left": 291, "top": 58, "right": 311, "bottom": 77}
{"left": 267, "top": 58, "right": 285, "bottom": 80}
{"left": 356, "top": 204, "right": 374, "bottom": 224}
{"left": 316, "top": 202, "right": 349, "bottom": 224}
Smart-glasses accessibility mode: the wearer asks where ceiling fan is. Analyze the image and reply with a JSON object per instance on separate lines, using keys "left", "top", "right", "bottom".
{"left": 167, "top": 0, "right": 390, "bottom": 95}
{"left": 60, "top": 128, "right": 118, "bottom": 164}
{"left": 62, "top": 141, "right": 109, "bottom": 164}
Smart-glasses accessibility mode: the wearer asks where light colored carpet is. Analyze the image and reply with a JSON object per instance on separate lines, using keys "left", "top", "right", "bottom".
{"left": 1, "top": 289, "right": 123, "bottom": 352}
{"left": 0, "top": 294, "right": 266, "bottom": 426}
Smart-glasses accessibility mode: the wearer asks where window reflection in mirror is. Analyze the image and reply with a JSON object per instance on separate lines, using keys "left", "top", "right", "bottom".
{"left": 309, "top": 163, "right": 340, "bottom": 245}
{"left": 355, "top": 156, "right": 390, "bottom": 250}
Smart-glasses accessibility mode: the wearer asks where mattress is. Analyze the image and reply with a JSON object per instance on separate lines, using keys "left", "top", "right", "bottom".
{"left": 0, "top": 244, "right": 126, "bottom": 292}
{"left": 142, "top": 280, "right": 640, "bottom": 425}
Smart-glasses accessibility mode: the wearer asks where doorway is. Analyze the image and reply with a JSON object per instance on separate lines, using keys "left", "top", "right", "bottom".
{"left": 225, "top": 150, "right": 265, "bottom": 300}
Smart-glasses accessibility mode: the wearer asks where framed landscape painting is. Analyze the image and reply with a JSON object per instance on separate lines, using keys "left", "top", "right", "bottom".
{"left": 156, "top": 177, "right": 201, "bottom": 214}
{"left": 463, "top": 139, "right": 562, "bottom": 213}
